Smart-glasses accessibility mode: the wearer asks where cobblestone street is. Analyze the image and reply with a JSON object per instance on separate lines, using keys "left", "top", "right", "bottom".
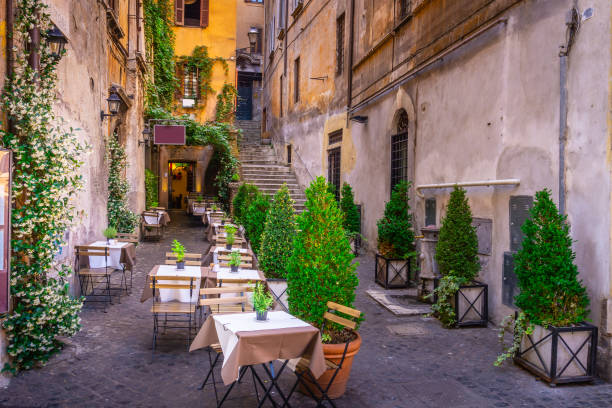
{"left": 0, "top": 213, "right": 611, "bottom": 407}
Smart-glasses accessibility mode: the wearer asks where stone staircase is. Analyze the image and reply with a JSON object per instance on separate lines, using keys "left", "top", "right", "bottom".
{"left": 236, "top": 120, "right": 262, "bottom": 145}
{"left": 238, "top": 141, "right": 307, "bottom": 213}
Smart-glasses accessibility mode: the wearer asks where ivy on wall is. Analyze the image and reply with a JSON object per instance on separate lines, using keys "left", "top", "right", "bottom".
{"left": 178, "top": 45, "right": 229, "bottom": 106}
{"left": 145, "top": 169, "right": 159, "bottom": 207}
{"left": 107, "top": 136, "right": 139, "bottom": 233}
{"left": 0, "top": 0, "right": 86, "bottom": 372}
{"left": 215, "top": 83, "right": 238, "bottom": 123}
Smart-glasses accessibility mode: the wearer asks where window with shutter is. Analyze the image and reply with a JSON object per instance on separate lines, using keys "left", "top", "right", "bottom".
{"left": 182, "top": 0, "right": 203, "bottom": 27}
{"left": 175, "top": 0, "right": 184, "bottom": 26}
{"left": 200, "top": 0, "right": 209, "bottom": 27}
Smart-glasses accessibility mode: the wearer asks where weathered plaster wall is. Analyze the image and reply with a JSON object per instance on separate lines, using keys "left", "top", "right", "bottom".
{"left": 236, "top": 0, "right": 264, "bottom": 50}
{"left": 173, "top": 0, "right": 237, "bottom": 122}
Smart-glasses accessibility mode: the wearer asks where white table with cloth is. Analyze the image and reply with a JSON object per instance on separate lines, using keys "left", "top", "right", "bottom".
{"left": 155, "top": 264, "right": 201, "bottom": 303}
{"left": 88, "top": 240, "right": 131, "bottom": 269}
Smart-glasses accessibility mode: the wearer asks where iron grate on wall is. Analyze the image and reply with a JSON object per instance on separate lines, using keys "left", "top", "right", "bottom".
{"left": 328, "top": 147, "right": 341, "bottom": 200}
{"left": 390, "top": 132, "right": 408, "bottom": 193}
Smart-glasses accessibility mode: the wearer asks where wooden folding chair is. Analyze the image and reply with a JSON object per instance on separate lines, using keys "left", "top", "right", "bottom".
{"left": 217, "top": 252, "right": 254, "bottom": 269}
{"left": 116, "top": 232, "right": 138, "bottom": 244}
{"left": 150, "top": 275, "right": 197, "bottom": 352}
{"left": 286, "top": 301, "right": 363, "bottom": 408}
{"left": 75, "top": 246, "right": 119, "bottom": 312}
{"left": 141, "top": 211, "right": 163, "bottom": 240}
{"left": 165, "top": 252, "right": 202, "bottom": 266}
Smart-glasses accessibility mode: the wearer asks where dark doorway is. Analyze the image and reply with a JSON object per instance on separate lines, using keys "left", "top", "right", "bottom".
{"left": 236, "top": 73, "right": 254, "bottom": 120}
{"left": 168, "top": 161, "right": 195, "bottom": 209}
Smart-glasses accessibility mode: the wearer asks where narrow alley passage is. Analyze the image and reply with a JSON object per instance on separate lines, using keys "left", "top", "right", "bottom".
{"left": 0, "top": 213, "right": 611, "bottom": 407}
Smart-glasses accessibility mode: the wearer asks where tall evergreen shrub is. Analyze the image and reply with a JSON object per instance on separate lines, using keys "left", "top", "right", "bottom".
{"left": 287, "top": 177, "right": 359, "bottom": 331}
{"left": 514, "top": 189, "right": 589, "bottom": 327}
{"left": 244, "top": 194, "right": 270, "bottom": 256}
{"left": 340, "top": 182, "right": 360, "bottom": 236}
{"left": 145, "top": 169, "right": 158, "bottom": 208}
{"left": 376, "top": 181, "right": 415, "bottom": 259}
{"left": 232, "top": 183, "right": 259, "bottom": 222}
{"left": 259, "top": 185, "right": 297, "bottom": 279}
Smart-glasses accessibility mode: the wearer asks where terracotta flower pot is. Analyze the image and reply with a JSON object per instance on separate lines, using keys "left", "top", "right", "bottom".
{"left": 300, "top": 332, "right": 362, "bottom": 399}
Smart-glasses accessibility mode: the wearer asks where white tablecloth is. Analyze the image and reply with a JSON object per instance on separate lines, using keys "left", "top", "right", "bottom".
{"left": 213, "top": 247, "right": 248, "bottom": 264}
{"left": 193, "top": 206, "right": 207, "bottom": 215}
{"left": 214, "top": 265, "right": 262, "bottom": 281}
{"left": 88, "top": 240, "right": 129, "bottom": 269}
{"left": 156, "top": 264, "right": 201, "bottom": 303}
{"left": 213, "top": 312, "right": 310, "bottom": 368}
{"left": 144, "top": 211, "right": 163, "bottom": 225}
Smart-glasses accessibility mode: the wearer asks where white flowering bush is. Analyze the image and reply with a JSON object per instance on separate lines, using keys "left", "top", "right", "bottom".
{"left": 0, "top": 0, "right": 85, "bottom": 373}
{"left": 107, "top": 136, "right": 138, "bottom": 233}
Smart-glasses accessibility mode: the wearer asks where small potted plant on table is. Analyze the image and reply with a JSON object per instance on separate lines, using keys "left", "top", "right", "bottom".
{"left": 496, "top": 189, "right": 595, "bottom": 384}
{"left": 228, "top": 250, "right": 241, "bottom": 273}
{"left": 172, "top": 239, "right": 186, "bottom": 270}
{"left": 375, "top": 181, "right": 416, "bottom": 288}
{"left": 253, "top": 281, "right": 274, "bottom": 321}
{"left": 287, "top": 177, "right": 361, "bottom": 399}
{"left": 430, "top": 185, "right": 487, "bottom": 327}
{"left": 103, "top": 226, "right": 117, "bottom": 245}
{"left": 224, "top": 225, "right": 237, "bottom": 250}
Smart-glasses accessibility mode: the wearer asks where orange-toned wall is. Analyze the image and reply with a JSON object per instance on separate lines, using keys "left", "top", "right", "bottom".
{"left": 172, "top": 0, "right": 237, "bottom": 122}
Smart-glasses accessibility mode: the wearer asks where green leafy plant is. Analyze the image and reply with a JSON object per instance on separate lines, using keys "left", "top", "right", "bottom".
{"left": 231, "top": 173, "right": 240, "bottom": 182}
{"left": 211, "top": 203, "right": 219, "bottom": 211}
{"left": 145, "top": 169, "right": 159, "bottom": 209}
{"left": 340, "top": 182, "right": 360, "bottom": 236}
{"left": 376, "top": 181, "right": 416, "bottom": 259}
{"left": 103, "top": 227, "right": 118, "bottom": 240}
{"left": 107, "top": 136, "right": 139, "bottom": 233}
{"left": 253, "top": 281, "right": 274, "bottom": 313}
{"left": 178, "top": 45, "right": 227, "bottom": 106}
{"left": 232, "top": 183, "right": 260, "bottom": 223}
{"left": 495, "top": 312, "right": 532, "bottom": 366}
{"left": 244, "top": 193, "right": 270, "bottom": 256}
{"left": 496, "top": 189, "right": 590, "bottom": 365}
{"left": 224, "top": 225, "right": 237, "bottom": 246}
{"left": 150, "top": 201, "right": 159, "bottom": 208}
{"left": 228, "top": 250, "right": 242, "bottom": 267}
{"left": 215, "top": 82, "right": 238, "bottom": 123}
{"left": 287, "top": 177, "right": 359, "bottom": 339}
{"left": 430, "top": 186, "right": 480, "bottom": 327}
{"left": 171, "top": 240, "right": 186, "bottom": 263}
{"left": 259, "top": 185, "right": 297, "bottom": 279}
{"left": 1, "top": 0, "right": 85, "bottom": 372}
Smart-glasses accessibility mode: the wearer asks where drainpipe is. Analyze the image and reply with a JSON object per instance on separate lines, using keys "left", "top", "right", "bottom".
{"left": 558, "top": 5, "right": 580, "bottom": 215}
{"left": 346, "top": 0, "right": 355, "bottom": 126}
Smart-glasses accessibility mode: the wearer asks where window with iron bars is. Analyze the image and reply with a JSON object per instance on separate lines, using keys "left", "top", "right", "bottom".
{"left": 328, "top": 147, "right": 341, "bottom": 201}
{"left": 184, "top": 66, "right": 199, "bottom": 100}
{"left": 336, "top": 13, "right": 345, "bottom": 76}
{"left": 390, "top": 110, "right": 409, "bottom": 193}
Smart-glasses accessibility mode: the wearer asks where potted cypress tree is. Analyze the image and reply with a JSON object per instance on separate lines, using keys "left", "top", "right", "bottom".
{"left": 232, "top": 183, "right": 260, "bottom": 224}
{"left": 430, "top": 186, "right": 487, "bottom": 327}
{"left": 375, "top": 181, "right": 416, "bottom": 288}
{"left": 496, "top": 189, "right": 595, "bottom": 384}
{"left": 340, "top": 182, "right": 361, "bottom": 255}
{"left": 287, "top": 177, "right": 360, "bottom": 399}
{"left": 259, "top": 184, "right": 296, "bottom": 311}
{"left": 243, "top": 192, "right": 270, "bottom": 256}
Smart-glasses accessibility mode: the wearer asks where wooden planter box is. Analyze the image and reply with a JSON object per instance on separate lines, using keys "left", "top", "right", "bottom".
{"left": 514, "top": 322, "right": 597, "bottom": 384}
{"left": 375, "top": 254, "right": 413, "bottom": 289}
{"left": 453, "top": 281, "right": 488, "bottom": 327}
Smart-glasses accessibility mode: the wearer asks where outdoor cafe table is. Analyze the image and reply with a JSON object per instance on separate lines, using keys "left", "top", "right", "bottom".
{"left": 212, "top": 246, "right": 249, "bottom": 264}
{"left": 144, "top": 210, "right": 171, "bottom": 226}
{"left": 212, "top": 264, "right": 264, "bottom": 283}
{"left": 87, "top": 240, "right": 136, "bottom": 271}
{"left": 140, "top": 265, "right": 214, "bottom": 303}
{"left": 189, "top": 311, "right": 326, "bottom": 405}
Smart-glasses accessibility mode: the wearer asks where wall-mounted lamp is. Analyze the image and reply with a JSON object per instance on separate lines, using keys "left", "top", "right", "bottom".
{"left": 100, "top": 89, "right": 121, "bottom": 121}
{"left": 350, "top": 115, "right": 368, "bottom": 124}
{"left": 248, "top": 27, "right": 259, "bottom": 53}
{"left": 139, "top": 126, "right": 152, "bottom": 146}
{"left": 46, "top": 25, "right": 68, "bottom": 60}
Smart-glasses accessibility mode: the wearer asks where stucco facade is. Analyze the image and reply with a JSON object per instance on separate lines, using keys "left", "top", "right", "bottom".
{"left": 263, "top": 0, "right": 612, "bottom": 378}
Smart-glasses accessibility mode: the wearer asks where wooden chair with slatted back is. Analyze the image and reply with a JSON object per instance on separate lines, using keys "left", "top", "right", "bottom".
{"left": 286, "top": 301, "right": 363, "bottom": 406}
{"left": 150, "top": 275, "right": 197, "bottom": 352}
{"left": 217, "top": 252, "right": 254, "bottom": 269}
{"left": 141, "top": 211, "right": 163, "bottom": 240}
{"left": 116, "top": 232, "right": 138, "bottom": 244}
{"left": 165, "top": 252, "right": 202, "bottom": 266}
{"left": 213, "top": 235, "right": 247, "bottom": 248}
{"left": 75, "top": 246, "right": 116, "bottom": 311}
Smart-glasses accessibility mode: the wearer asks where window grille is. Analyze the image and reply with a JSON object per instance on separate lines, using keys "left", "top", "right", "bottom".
{"left": 390, "top": 110, "right": 409, "bottom": 193}
{"left": 329, "top": 129, "right": 343, "bottom": 145}
{"left": 184, "top": 67, "right": 198, "bottom": 100}
{"left": 294, "top": 57, "right": 300, "bottom": 103}
{"left": 336, "top": 14, "right": 345, "bottom": 76}
{"left": 328, "top": 147, "right": 341, "bottom": 201}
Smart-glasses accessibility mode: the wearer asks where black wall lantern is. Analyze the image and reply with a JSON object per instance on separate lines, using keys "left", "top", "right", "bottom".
{"left": 100, "top": 89, "right": 121, "bottom": 121}
{"left": 139, "top": 126, "right": 152, "bottom": 146}
{"left": 46, "top": 25, "right": 68, "bottom": 60}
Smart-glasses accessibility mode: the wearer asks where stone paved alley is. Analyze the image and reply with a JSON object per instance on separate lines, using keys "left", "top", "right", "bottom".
{"left": 1, "top": 213, "right": 612, "bottom": 408}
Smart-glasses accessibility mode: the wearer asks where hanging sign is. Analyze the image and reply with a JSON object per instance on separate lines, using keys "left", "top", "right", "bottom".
{"left": 154, "top": 125, "right": 186, "bottom": 145}
{"left": 0, "top": 149, "right": 11, "bottom": 313}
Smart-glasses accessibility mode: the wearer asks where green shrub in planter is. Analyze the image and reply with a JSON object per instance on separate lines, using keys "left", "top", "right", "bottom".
{"left": 340, "top": 182, "right": 360, "bottom": 236}
{"left": 287, "top": 177, "right": 359, "bottom": 332}
{"left": 259, "top": 185, "right": 296, "bottom": 279}
{"left": 376, "top": 181, "right": 415, "bottom": 259}
{"left": 232, "top": 183, "right": 259, "bottom": 223}
{"left": 244, "top": 193, "right": 270, "bottom": 256}
{"left": 496, "top": 189, "right": 591, "bottom": 372}
{"left": 431, "top": 185, "right": 480, "bottom": 327}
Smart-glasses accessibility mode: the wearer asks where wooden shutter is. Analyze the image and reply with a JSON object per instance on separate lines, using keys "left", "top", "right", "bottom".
{"left": 175, "top": 0, "right": 184, "bottom": 26}
{"left": 200, "top": 0, "right": 209, "bottom": 28}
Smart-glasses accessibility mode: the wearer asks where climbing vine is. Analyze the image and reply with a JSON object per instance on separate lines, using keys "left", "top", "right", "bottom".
{"left": 145, "top": 169, "right": 159, "bottom": 208}
{"left": 0, "top": 0, "right": 85, "bottom": 373}
{"left": 107, "top": 136, "right": 139, "bottom": 233}
{"left": 215, "top": 83, "right": 238, "bottom": 123}
{"left": 178, "top": 45, "right": 228, "bottom": 107}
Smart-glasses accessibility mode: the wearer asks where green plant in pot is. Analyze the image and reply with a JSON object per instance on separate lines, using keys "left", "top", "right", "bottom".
{"left": 211, "top": 203, "right": 219, "bottom": 212}
{"left": 253, "top": 281, "right": 274, "bottom": 321}
{"left": 232, "top": 183, "right": 260, "bottom": 223}
{"left": 172, "top": 239, "right": 186, "bottom": 270}
{"left": 150, "top": 201, "right": 159, "bottom": 209}
{"left": 495, "top": 189, "right": 594, "bottom": 384}
{"left": 103, "top": 226, "right": 117, "bottom": 245}
{"left": 224, "top": 225, "right": 237, "bottom": 249}
{"left": 287, "top": 177, "right": 360, "bottom": 398}
{"left": 375, "top": 181, "right": 416, "bottom": 288}
{"left": 428, "top": 185, "right": 486, "bottom": 328}
{"left": 243, "top": 192, "right": 270, "bottom": 256}
{"left": 228, "top": 250, "right": 242, "bottom": 273}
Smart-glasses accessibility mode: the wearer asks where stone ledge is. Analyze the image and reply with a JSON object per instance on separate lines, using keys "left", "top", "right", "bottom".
{"left": 366, "top": 288, "right": 431, "bottom": 316}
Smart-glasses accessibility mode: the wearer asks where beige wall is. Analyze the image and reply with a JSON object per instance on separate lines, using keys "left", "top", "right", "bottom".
{"left": 237, "top": 0, "right": 264, "bottom": 50}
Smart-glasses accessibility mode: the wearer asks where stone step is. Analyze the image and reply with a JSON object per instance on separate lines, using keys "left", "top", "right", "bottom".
{"left": 240, "top": 160, "right": 281, "bottom": 165}
{"left": 244, "top": 183, "right": 300, "bottom": 190}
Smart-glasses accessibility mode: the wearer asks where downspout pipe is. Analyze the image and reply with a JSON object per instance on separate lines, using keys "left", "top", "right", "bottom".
{"left": 346, "top": 0, "right": 355, "bottom": 126}
{"left": 558, "top": 6, "right": 580, "bottom": 215}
